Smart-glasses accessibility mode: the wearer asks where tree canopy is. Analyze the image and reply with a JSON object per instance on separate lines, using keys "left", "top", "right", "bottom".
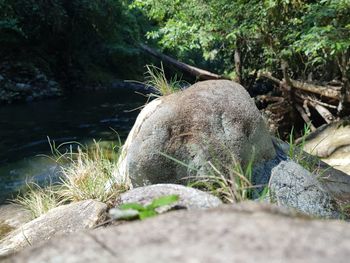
{"left": 133, "top": 0, "right": 350, "bottom": 86}
{"left": 0, "top": 0, "right": 144, "bottom": 84}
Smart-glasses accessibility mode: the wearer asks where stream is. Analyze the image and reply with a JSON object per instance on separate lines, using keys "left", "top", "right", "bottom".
{"left": 0, "top": 87, "right": 146, "bottom": 204}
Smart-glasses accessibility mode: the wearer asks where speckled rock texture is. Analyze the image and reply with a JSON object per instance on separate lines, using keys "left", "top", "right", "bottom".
{"left": 117, "top": 80, "right": 276, "bottom": 186}
{"left": 0, "top": 200, "right": 107, "bottom": 256}
{"left": 3, "top": 202, "right": 350, "bottom": 263}
{"left": 118, "top": 184, "right": 222, "bottom": 212}
{"left": 0, "top": 204, "right": 32, "bottom": 241}
{"left": 269, "top": 160, "right": 342, "bottom": 219}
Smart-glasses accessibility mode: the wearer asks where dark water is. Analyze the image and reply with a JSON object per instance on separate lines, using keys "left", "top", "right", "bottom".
{"left": 0, "top": 88, "right": 146, "bottom": 203}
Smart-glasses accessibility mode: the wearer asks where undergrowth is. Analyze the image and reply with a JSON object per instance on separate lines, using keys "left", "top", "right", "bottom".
{"left": 288, "top": 123, "right": 328, "bottom": 175}
{"left": 160, "top": 151, "right": 269, "bottom": 203}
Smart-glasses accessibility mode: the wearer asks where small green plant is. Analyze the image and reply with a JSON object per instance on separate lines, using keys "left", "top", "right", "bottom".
{"left": 109, "top": 195, "right": 180, "bottom": 221}
{"left": 288, "top": 123, "right": 329, "bottom": 174}
{"left": 340, "top": 203, "right": 350, "bottom": 220}
{"left": 144, "top": 63, "right": 184, "bottom": 96}
{"left": 288, "top": 123, "right": 312, "bottom": 161}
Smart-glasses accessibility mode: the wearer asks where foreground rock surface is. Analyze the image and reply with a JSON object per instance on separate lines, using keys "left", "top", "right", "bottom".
{"left": 0, "top": 204, "right": 32, "bottom": 240}
{"left": 118, "top": 184, "right": 222, "bottom": 211}
{"left": 4, "top": 202, "right": 350, "bottom": 263}
{"left": 118, "top": 80, "right": 276, "bottom": 186}
{"left": 0, "top": 200, "right": 107, "bottom": 256}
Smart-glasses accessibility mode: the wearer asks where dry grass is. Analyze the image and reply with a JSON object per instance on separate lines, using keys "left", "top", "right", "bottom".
{"left": 160, "top": 151, "right": 266, "bottom": 203}
{"left": 14, "top": 140, "right": 131, "bottom": 218}
{"left": 144, "top": 63, "right": 183, "bottom": 96}
{"left": 14, "top": 183, "right": 63, "bottom": 218}
{"left": 59, "top": 142, "right": 131, "bottom": 204}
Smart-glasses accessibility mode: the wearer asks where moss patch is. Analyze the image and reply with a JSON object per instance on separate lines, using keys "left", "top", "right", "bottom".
{"left": 0, "top": 220, "right": 15, "bottom": 240}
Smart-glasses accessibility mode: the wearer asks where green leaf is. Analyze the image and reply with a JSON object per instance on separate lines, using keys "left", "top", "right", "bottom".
{"left": 146, "top": 195, "right": 180, "bottom": 209}
{"left": 139, "top": 210, "right": 158, "bottom": 220}
{"left": 109, "top": 208, "right": 140, "bottom": 220}
{"left": 119, "top": 203, "right": 146, "bottom": 211}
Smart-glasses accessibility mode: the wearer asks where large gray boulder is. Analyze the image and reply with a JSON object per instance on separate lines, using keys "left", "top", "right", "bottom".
{"left": 0, "top": 200, "right": 107, "bottom": 256}
{"left": 118, "top": 184, "right": 222, "bottom": 211}
{"left": 117, "top": 80, "right": 276, "bottom": 186}
{"left": 4, "top": 202, "right": 350, "bottom": 263}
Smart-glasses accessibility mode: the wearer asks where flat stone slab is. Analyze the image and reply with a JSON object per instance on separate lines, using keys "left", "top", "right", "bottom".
{"left": 118, "top": 184, "right": 222, "bottom": 211}
{"left": 0, "top": 200, "right": 107, "bottom": 256}
{"left": 4, "top": 202, "right": 350, "bottom": 263}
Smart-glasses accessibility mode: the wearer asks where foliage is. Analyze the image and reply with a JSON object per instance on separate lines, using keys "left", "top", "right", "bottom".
{"left": 0, "top": 0, "right": 145, "bottom": 85}
{"left": 132, "top": 0, "right": 350, "bottom": 85}
{"left": 109, "top": 195, "right": 180, "bottom": 220}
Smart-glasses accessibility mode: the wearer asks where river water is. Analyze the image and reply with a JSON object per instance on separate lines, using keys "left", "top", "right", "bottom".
{"left": 0, "top": 88, "right": 146, "bottom": 203}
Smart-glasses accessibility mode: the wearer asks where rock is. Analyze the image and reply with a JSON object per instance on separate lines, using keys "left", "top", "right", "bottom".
{"left": 35, "top": 74, "right": 47, "bottom": 81}
{"left": 4, "top": 202, "right": 350, "bottom": 263}
{"left": 269, "top": 160, "right": 342, "bottom": 219}
{"left": 303, "top": 120, "right": 350, "bottom": 175}
{"left": 0, "top": 63, "right": 62, "bottom": 104}
{"left": 117, "top": 80, "right": 276, "bottom": 186}
{"left": 118, "top": 184, "right": 222, "bottom": 212}
{"left": 0, "top": 200, "right": 107, "bottom": 256}
{"left": 47, "top": 80, "right": 58, "bottom": 87}
{"left": 0, "top": 74, "right": 4, "bottom": 81}
{"left": 0, "top": 204, "right": 32, "bottom": 240}
{"left": 272, "top": 136, "right": 350, "bottom": 203}
{"left": 14, "top": 83, "right": 31, "bottom": 92}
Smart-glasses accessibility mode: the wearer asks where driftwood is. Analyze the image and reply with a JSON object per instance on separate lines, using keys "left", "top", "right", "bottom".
{"left": 309, "top": 102, "right": 335, "bottom": 124}
{"left": 140, "top": 44, "right": 230, "bottom": 81}
{"left": 256, "top": 70, "right": 347, "bottom": 135}
{"left": 258, "top": 71, "right": 342, "bottom": 100}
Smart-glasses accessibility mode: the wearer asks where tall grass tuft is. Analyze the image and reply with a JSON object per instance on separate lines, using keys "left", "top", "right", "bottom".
{"left": 144, "top": 63, "right": 184, "bottom": 96}
{"left": 59, "top": 142, "right": 131, "bottom": 204}
{"left": 160, "top": 151, "right": 262, "bottom": 203}
{"left": 14, "top": 139, "right": 131, "bottom": 218}
{"left": 288, "top": 123, "right": 324, "bottom": 173}
{"left": 188, "top": 157, "right": 256, "bottom": 203}
{"left": 14, "top": 183, "right": 63, "bottom": 219}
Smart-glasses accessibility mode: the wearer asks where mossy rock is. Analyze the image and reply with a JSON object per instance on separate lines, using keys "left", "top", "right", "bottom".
{"left": 0, "top": 220, "right": 15, "bottom": 241}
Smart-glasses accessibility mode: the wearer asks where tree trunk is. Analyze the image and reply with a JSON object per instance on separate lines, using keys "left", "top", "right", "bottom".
{"left": 234, "top": 38, "right": 243, "bottom": 84}
{"left": 140, "top": 44, "right": 229, "bottom": 81}
{"left": 337, "top": 52, "right": 350, "bottom": 116}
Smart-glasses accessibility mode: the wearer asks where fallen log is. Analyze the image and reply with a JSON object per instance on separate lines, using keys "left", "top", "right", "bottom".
{"left": 291, "top": 79, "right": 340, "bottom": 100}
{"left": 308, "top": 102, "right": 335, "bottom": 124}
{"left": 140, "top": 44, "right": 230, "bottom": 81}
{"left": 295, "top": 104, "right": 316, "bottom": 131}
{"left": 258, "top": 71, "right": 342, "bottom": 100}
